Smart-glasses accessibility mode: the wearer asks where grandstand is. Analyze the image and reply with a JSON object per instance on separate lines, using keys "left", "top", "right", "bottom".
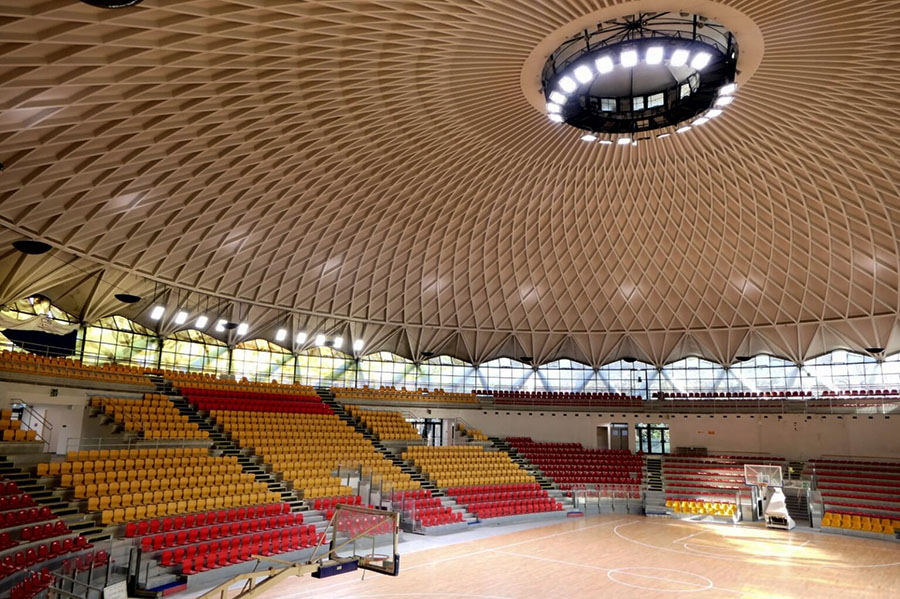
{"left": 1, "top": 1, "right": 899, "bottom": 598}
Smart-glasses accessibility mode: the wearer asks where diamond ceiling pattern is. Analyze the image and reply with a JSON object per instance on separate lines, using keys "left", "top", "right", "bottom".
{"left": 0, "top": 0, "right": 898, "bottom": 366}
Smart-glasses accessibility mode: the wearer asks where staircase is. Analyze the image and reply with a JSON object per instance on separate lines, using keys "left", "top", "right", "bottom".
{"left": 316, "top": 388, "right": 440, "bottom": 496}
{"left": 0, "top": 456, "right": 110, "bottom": 543}
{"left": 488, "top": 437, "right": 554, "bottom": 490}
{"left": 160, "top": 382, "right": 305, "bottom": 513}
{"left": 645, "top": 456, "right": 663, "bottom": 492}
{"left": 783, "top": 487, "right": 809, "bottom": 524}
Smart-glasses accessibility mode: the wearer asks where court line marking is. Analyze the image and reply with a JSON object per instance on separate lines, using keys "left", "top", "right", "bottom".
{"left": 672, "top": 528, "right": 711, "bottom": 544}
{"left": 491, "top": 548, "right": 740, "bottom": 594}
{"left": 614, "top": 521, "right": 900, "bottom": 569}
{"left": 275, "top": 518, "right": 633, "bottom": 599}
{"left": 607, "top": 566, "right": 714, "bottom": 593}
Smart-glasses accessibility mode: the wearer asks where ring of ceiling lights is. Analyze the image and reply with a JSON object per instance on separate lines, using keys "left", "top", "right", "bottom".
{"left": 521, "top": 1, "right": 765, "bottom": 146}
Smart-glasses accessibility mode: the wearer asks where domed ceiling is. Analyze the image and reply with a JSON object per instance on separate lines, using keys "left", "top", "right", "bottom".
{"left": 0, "top": 0, "right": 898, "bottom": 366}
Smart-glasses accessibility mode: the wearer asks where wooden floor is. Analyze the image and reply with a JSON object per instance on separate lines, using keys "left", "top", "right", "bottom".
{"left": 209, "top": 515, "right": 900, "bottom": 599}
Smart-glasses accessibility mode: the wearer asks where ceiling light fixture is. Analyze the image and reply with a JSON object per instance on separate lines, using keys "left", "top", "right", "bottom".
{"left": 669, "top": 49, "right": 690, "bottom": 67}
{"left": 195, "top": 315, "right": 209, "bottom": 328}
{"left": 690, "top": 52, "right": 712, "bottom": 70}
{"left": 706, "top": 109, "right": 724, "bottom": 118}
{"left": 548, "top": 113, "right": 564, "bottom": 123}
{"left": 546, "top": 102, "right": 562, "bottom": 113}
{"left": 315, "top": 334, "right": 326, "bottom": 346}
{"left": 558, "top": 76, "right": 577, "bottom": 93}
{"left": 646, "top": 46, "right": 663, "bottom": 65}
{"left": 236, "top": 322, "right": 249, "bottom": 336}
{"left": 693, "top": 117, "right": 710, "bottom": 125}
{"left": 620, "top": 49, "right": 638, "bottom": 68}
{"left": 580, "top": 134, "right": 597, "bottom": 142}
{"left": 296, "top": 332, "right": 308, "bottom": 344}
{"left": 573, "top": 65, "right": 593, "bottom": 83}
{"left": 595, "top": 56, "right": 614, "bottom": 74}
{"left": 215, "top": 319, "right": 227, "bottom": 332}
{"left": 149, "top": 305, "right": 165, "bottom": 320}
{"left": 715, "top": 96, "right": 734, "bottom": 107}
{"left": 676, "top": 125, "right": 692, "bottom": 133}
{"left": 719, "top": 83, "right": 737, "bottom": 95}
{"left": 174, "top": 310, "right": 188, "bottom": 325}
{"left": 548, "top": 91, "right": 566, "bottom": 104}
{"left": 275, "top": 328, "right": 287, "bottom": 342}
{"left": 333, "top": 337, "right": 344, "bottom": 349}
{"left": 353, "top": 339, "right": 364, "bottom": 351}
{"left": 617, "top": 137, "right": 632, "bottom": 145}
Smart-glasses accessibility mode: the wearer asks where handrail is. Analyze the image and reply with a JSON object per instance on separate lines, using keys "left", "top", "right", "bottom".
{"left": 65, "top": 436, "right": 212, "bottom": 453}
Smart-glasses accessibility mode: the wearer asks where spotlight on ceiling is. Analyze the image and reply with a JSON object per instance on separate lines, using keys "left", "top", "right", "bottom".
{"left": 573, "top": 65, "right": 593, "bottom": 83}
{"left": 598, "top": 140, "right": 613, "bottom": 145}
{"left": 657, "top": 133, "right": 671, "bottom": 139}
{"left": 558, "top": 76, "right": 577, "bottom": 93}
{"left": 617, "top": 137, "right": 632, "bottom": 145}
{"left": 690, "top": 52, "right": 712, "bottom": 70}
{"left": 215, "top": 319, "right": 227, "bottom": 332}
{"left": 645, "top": 46, "right": 664, "bottom": 65}
{"left": 236, "top": 322, "right": 249, "bottom": 335}
{"left": 715, "top": 96, "right": 735, "bottom": 107}
{"left": 149, "top": 305, "right": 165, "bottom": 320}
{"left": 79, "top": 1, "right": 144, "bottom": 7}
{"left": 114, "top": 293, "right": 142, "bottom": 304}
{"left": 669, "top": 49, "right": 689, "bottom": 67}
{"left": 195, "top": 315, "right": 209, "bottom": 328}
{"left": 174, "top": 310, "right": 188, "bottom": 325}
{"left": 333, "top": 336, "right": 344, "bottom": 349}
{"left": 693, "top": 117, "right": 710, "bottom": 126}
{"left": 706, "top": 109, "right": 724, "bottom": 118}
{"left": 315, "top": 334, "right": 326, "bottom": 346}
{"left": 546, "top": 103, "right": 562, "bottom": 113}
{"left": 353, "top": 339, "right": 365, "bottom": 351}
{"left": 620, "top": 49, "right": 638, "bottom": 68}
{"left": 580, "top": 134, "right": 597, "bottom": 142}
{"left": 12, "top": 240, "right": 52, "bottom": 255}
{"left": 719, "top": 83, "right": 737, "bottom": 95}
{"left": 296, "top": 332, "right": 308, "bottom": 344}
{"left": 548, "top": 113, "right": 564, "bottom": 123}
{"left": 676, "top": 125, "right": 692, "bottom": 134}
{"left": 595, "top": 55, "right": 614, "bottom": 74}
{"left": 548, "top": 91, "right": 566, "bottom": 104}
{"left": 275, "top": 328, "right": 287, "bottom": 342}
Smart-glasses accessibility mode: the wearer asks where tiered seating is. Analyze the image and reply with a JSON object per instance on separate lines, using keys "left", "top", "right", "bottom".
{"left": 346, "top": 407, "right": 421, "bottom": 441}
{"left": 89, "top": 395, "right": 208, "bottom": 440}
{"left": 660, "top": 391, "right": 813, "bottom": 400}
{"left": 0, "top": 350, "right": 152, "bottom": 387}
{"left": 36, "top": 447, "right": 279, "bottom": 524}
{"left": 403, "top": 445, "right": 534, "bottom": 488}
{"left": 809, "top": 459, "right": 900, "bottom": 524}
{"left": 821, "top": 512, "right": 898, "bottom": 535}
{"left": 507, "top": 438, "right": 642, "bottom": 492}
{"left": 182, "top": 387, "right": 330, "bottom": 414}
{"left": 166, "top": 372, "right": 315, "bottom": 396}
{"left": 666, "top": 499, "right": 737, "bottom": 517}
{"left": 459, "top": 425, "right": 487, "bottom": 441}
{"left": 662, "top": 454, "right": 785, "bottom": 504}
{"left": 482, "top": 390, "right": 642, "bottom": 408}
{"left": 208, "top": 408, "right": 419, "bottom": 499}
{"left": 0, "top": 535, "right": 93, "bottom": 582}
{"left": 0, "top": 410, "right": 37, "bottom": 442}
{"left": 334, "top": 386, "right": 478, "bottom": 404}
{"left": 446, "top": 483, "right": 562, "bottom": 519}
{"left": 8, "top": 568, "right": 54, "bottom": 599}
{"left": 312, "top": 495, "right": 362, "bottom": 520}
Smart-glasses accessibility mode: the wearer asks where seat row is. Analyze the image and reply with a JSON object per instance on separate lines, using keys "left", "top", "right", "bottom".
{"left": 62, "top": 462, "right": 241, "bottom": 488}
{"left": 0, "top": 536, "right": 92, "bottom": 581}
{"left": 413, "top": 506, "right": 461, "bottom": 526}
{"left": 189, "top": 397, "right": 332, "bottom": 414}
{"left": 467, "top": 499, "right": 563, "bottom": 519}
{"left": 0, "top": 493, "right": 36, "bottom": 512}
{"left": 19, "top": 520, "right": 70, "bottom": 543}
{"left": 1, "top": 507, "right": 55, "bottom": 529}
{"left": 667, "top": 499, "right": 737, "bottom": 516}
{"left": 178, "top": 527, "right": 326, "bottom": 575}
{"left": 821, "top": 511, "right": 898, "bottom": 534}
{"left": 8, "top": 568, "right": 54, "bottom": 599}
{"left": 179, "top": 386, "right": 319, "bottom": 400}
{"left": 99, "top": 491, "right": 282, "bottom": 524}
{"left": 62, "top": 447, "right": 208, "bottom": 463}
{"left": 347, "top": 407, "right": 421, "bottom": 441}
{"left": 142, "top": 515, "right": 307, "bottom": 553}
{"left": 125, "top": 503, "right": 291, "bottom": 537}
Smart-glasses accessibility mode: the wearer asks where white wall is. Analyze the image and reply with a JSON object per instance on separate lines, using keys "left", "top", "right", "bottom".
{"left": 0, "top": 381, "right": 142, "bottom": 455}
{"left": 394, "top": 406, "right": 900, "bottom": 460}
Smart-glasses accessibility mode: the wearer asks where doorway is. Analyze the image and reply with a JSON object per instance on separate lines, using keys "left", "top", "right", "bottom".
{"left": 635, "top": 423, "right": 669, "bottom": 454}
{"left": 408, "top": 418, "right": 443, "bottom": 446}
{"left": 610, "top": 423, "right": 629, "bottom": 450}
